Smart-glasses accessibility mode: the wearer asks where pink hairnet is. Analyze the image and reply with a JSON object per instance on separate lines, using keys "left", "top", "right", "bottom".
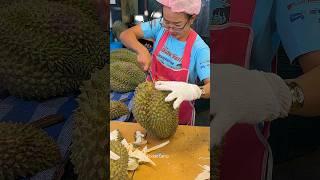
{"left": 156, "top": 0, "right": 201, "bottom": 15}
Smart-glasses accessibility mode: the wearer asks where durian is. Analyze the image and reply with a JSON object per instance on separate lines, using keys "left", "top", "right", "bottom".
{"left": 49, "top": 0, "right": 100, "bottom": 22}
{"left": 133, "top": 81, "right": 179, "bottom": 139}
{"left": 0, "top": 0, "right": 17, "bottom": 8}
{"left": 110, "top": 140, "right": 129, "bottom": 180}
{"left": 71, "top": 65, "right": 108, "bottom": 180}
{"left": 112, "top": 21, "right": 128, "bottom": 41}
{"left": 0, "top": 122, "right": 61, "bottom": 179}
{"left": 0, "top": 0, "right": 107, "bottom": 100}
{"left": 110, "top": 101, "right": 129, "bottom": 120}
{"left": 110, "top": 48, "right": 139, "bottom": 66}
{"left": 110, "top": 61, "right": 146, "bottom": 92}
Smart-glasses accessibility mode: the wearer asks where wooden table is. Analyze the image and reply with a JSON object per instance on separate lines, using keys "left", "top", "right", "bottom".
{"left": 110, "top": 121, "right": 210, "bottom": 180}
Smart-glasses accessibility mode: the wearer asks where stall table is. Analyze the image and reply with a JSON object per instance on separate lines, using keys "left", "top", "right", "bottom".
{"left": 110, "top": 121, "right": 210, "bottom": 180}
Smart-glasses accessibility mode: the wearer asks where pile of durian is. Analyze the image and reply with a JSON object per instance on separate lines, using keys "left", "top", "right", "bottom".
{"left": 110, "top": 48, "right": 146, "bottom": 92}
{"left": 71, "top": 65, "right": 108, "bottom": 180}
{"left": 0, "top": 122, "right": 61, "bottom": 179}
{"left": 112, "top": 20, "right": 128, "bottom": 41}
{"left": 110, "top": 129, "right": 170, "bottom": 180}
{"left": 110, "top": 128, "right": 211, "bottom": 180}
{"left": 0, "top": 0, "right": 107, "bottom": 100}
{"left": 110, "top": 100, "right": 129, "bottom": 120}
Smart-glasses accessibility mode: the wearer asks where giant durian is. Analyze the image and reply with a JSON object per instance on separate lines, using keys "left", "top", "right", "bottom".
{"left": 0, "top": 0, "right": 107, "bottom": 100}
{"left": 110, "top": 101, "right": 129, "bottom": 120}
{"left": 0, "top": 122, "right": 61, "bottom": 179}
{"left": 133, "top": 81, "right": 179, "bottom": 139}
{"left": 110, "top": 140, "right": 129, "bottom": 180}
{"left": 110, "top": 61, "right": 146, "bottom": 92}
{"left": 110, "top": 48, "right": 139, "bottom": 66}
{"left": 71, "top": 65, "right": 108, "bottom": 180}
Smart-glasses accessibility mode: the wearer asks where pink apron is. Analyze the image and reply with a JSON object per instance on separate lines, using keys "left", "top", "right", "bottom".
{"left": 211, "top": 0, "right": 276, "bottom": 179}
{"left": 147, "top": 29, "right": 198, "bottom": 125}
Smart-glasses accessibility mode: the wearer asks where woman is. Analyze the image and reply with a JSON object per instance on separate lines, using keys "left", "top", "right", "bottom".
{"left": 120, "top": 0, "right": 210, "bottom": 125}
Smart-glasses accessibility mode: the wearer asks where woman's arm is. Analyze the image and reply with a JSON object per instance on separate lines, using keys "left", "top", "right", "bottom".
{"left": 119, "top": 25, "right": 148, "bottom": 54}
{"left": 290, "top": 51, "right": 320, "bottom": 116}
{"left": 119, "top": 25, "right": 152, "bottom": 71}
{"left": 200, "top": 79, "right": 210, "bottom": 99}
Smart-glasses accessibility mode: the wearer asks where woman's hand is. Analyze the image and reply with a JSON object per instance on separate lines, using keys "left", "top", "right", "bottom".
{"left": 137, "top": 48, "right": 152, "bottom": 71}
{"left": 155, "top": 81, "right": 202, "bottom": 109}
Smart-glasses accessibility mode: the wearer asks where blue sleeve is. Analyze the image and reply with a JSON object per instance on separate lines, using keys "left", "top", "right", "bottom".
{"left": 140, "top": 19, "right": 162, "bottom": 40}
{"left": 195, "top": 47, "right": 210, "bottom": 81}
{"left": 210, "top": 0, "right": 229, "bottom": 9}
{"left": 275, "top": 0, "right": 320, "bottom": 61}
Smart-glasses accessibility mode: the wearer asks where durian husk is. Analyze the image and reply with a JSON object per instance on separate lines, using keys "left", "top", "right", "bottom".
{"left": 49, "top": 0, "right": 108, "bottom": 31}
{"left": 110, "top": 48, "right": 139, "bottom": 66}
{"left": 0, "top": 122, "right": 61, "bottom": 179}
{"left": 49, "top": 0, "right": 100, "bottom": 22}
{"left": 0, "top": 0, "right": 107, "bottom": 100}
{"left": 110, "top": 140, "right": 129, "bottom": 180}
{"left": 110, "top": 101, "right": 129, "bottom": 120}
{"left": 112, "top": 20, "right": 128, "bottom": 41}
{"left": 110, "top": 61, "right": 146, "bottom": 93}
{"left": 71, "top": 65, "right": 108, "bottom": 180}
{"left": 133, "top": 81, "right": 179, "bottom": 139}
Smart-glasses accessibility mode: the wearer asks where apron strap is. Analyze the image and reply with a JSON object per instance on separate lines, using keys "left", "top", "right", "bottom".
{"left": 153, "top": 30, "right": 170, "bottom": 57}
{"left": 181, "top": 30, "right": 197, "bottom": 69}
{"left": 229, "top": 0, "right": 256, "bottom": 25}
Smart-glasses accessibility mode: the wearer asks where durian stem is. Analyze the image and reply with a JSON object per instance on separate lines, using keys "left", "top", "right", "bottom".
{"left": 119, "top": 97, "right": 129, "bottom": 102}
{"left": 29, "top": 114, "right": 65, "bottom": 129}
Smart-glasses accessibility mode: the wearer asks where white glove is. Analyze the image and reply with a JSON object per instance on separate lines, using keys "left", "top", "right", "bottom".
{"left": 210, "top": 64, "right": 292, "bottom": 146}
{"left": 155, "top": 81, "right": 202, "bottom": 109}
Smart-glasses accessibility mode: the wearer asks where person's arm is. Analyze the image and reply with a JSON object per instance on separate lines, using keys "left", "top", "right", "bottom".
{"left": 290, "top": 51, "right": 320, "bottom": 116}
{"left": 195, "top": 45, "right": 210, "bottom": 99}
{"left": 119, "top": 25, "right": 151, "bottom": 71}
{"left": 119, "top": 25, "right": 148, "bottom": 55}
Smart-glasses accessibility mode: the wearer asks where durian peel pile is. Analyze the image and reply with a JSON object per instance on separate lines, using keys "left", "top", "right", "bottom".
{"left": 110, "top": 129, "right": 210, "bottom": 180}
{"left": 110, "top": 129, "right": 170, "bottom": 171}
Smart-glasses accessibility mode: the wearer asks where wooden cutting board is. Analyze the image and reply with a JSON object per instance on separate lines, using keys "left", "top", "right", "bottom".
{"left": 110, "top": 121, "right": 210, "bottom": 180}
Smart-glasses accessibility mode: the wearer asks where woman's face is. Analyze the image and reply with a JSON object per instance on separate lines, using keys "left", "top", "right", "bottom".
{"left": 162, "top": 6, "right": 195, "bottom": 39}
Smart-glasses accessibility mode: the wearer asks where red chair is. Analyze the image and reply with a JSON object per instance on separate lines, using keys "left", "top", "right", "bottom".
{"left": 210, "top": 0, "right": 275, "bottom": 179}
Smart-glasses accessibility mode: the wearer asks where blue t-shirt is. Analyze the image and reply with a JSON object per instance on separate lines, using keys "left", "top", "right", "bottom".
{"left": 212, "top": 0, "right": 320, "bottom": 72}
{"left": 140, "top": 19, "right": 210, "bottom": 83}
